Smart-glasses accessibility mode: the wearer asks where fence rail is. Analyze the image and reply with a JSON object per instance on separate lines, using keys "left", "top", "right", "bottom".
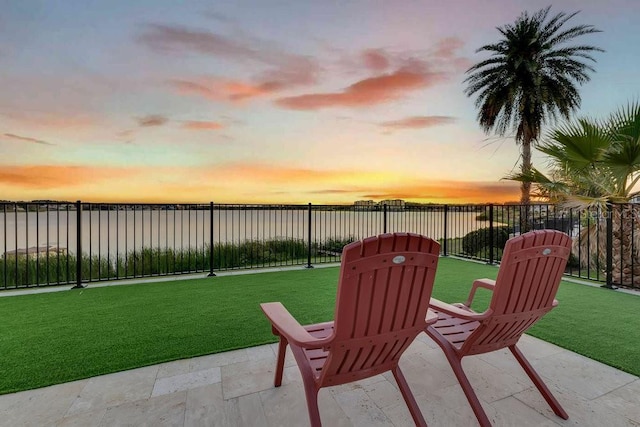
{"left": 1, "top": 201, "right": 634, "bottom": 290}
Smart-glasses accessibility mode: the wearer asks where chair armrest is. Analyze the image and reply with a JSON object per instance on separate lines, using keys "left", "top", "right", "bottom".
{"left": 260, "top": 302, "right": 332, "bottom": 348}
{"left": 463, "top": 278, "right": 496, "bottom": 307}
{"left": 426, "top": 308, "right": 438, "bottom": 325}
{"left": 429, "top": 298, "right": 493, "bottom": 321}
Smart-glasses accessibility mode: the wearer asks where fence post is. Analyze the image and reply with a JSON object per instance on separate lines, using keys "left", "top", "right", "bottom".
{"left": 604, "top": 203, "right": 615, "bottom": 289}
{"left": 443, "top": 205, "right": 448, "bottom": 256}
{"left": 488, "top": 204, "right": 494, "bottom": 265}
{"left": 71, "top": 200, "right": 84, "bottom": 289}
{"left": 306, "top": 203, "right": 313, "bottom": 268}
{"left": 208, "top": 201, "right": 216, "bottom": 277}
{"left": 383, "top": 203, "right": 388, "bottom": 233}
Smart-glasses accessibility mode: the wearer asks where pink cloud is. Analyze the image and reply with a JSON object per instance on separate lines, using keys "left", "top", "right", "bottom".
{"left": 362, "top": 49, "right": 390, "bottom": 71}
{"left": 430, "top": 37, "right": 471, "bottom": 70}
{"left": 169, "top": 79, "right": 220, "bottom": 100}
{"left": 253, "top": 57, "right": 319, "bottom": 92}
{"left": 169, "top": 64, "right": 319, "bottom": 102}
{"left": 136, "top": 115, "right": 168, "bottom": 127}
{"left": 150, "top": 27, "right": 466, "bottom": 110}
{"left": 274, "top": 38, "right": 468, "bottom": 111}
{"left": 433, "top": 37, "right": 465, "bottom": 58}
{"left": 137, "top": 24, "right": 257, "bottom": 59}
{"left": 380, "top": 116, "right": 455, "bottom": 130}
{"left": 141, "top": 24, "right": 320, "bottom": 101}
{"left": 275, "top": 69, "right": 445, "bottom": 110}
{"left": 182, "top": 121, "right": 224, "bottom": 130}
{"left": 116, "top": 130, "right": 134, "bottom": 138}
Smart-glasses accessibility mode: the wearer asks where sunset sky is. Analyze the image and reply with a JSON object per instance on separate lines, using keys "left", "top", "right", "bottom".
{"left": 2, "top": 0, "right": 638, "bottom": 204}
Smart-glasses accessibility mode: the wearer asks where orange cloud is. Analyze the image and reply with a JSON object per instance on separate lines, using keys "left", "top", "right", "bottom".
{"left": 2, "top": 133, "right": 54, "bottom": 145}
{"left": 2, "top": 111, "right": 98, "bottom": 130}
{"left": 182, "top": 121, "right": 224, "bottom": 130}
{"left": 360, "top": 181, "right": 520, "bottom": 204}
{"left": 275, "top": 69, "right": 444, "bottom": 110}
{"left": 136, "top": 115, "right": 168, "bottom": 127}
{"left": 169, "top": 78, "right": 273, "bottom": 102}
{"left": 0, "top": 165, "right": 138, "bottom": 189}
{"left": 169, "top": 59, "right": 318, "bottom": 102}
{"left": 199, "top": 163, "right": 518, "bottom": 204}
{"left": 0, "top": 162, "right": 517, "bottom": 205}
{"left": 209, "top": 163, "right": 356, "bottom": 182}
{"left": 380, "top": 116, "right": 455, "bottom": 130}
{"left": 225, "top": 81, "right": 273, "bottom": 101}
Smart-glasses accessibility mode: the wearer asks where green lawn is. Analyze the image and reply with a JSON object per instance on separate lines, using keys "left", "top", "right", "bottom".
{"left": 0, "top": 257, "right": 638, "bottom": 395}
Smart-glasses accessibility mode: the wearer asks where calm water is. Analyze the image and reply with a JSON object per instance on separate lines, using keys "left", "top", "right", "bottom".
{"left": 1, "top": 209, "right": 490, "bottom": 257}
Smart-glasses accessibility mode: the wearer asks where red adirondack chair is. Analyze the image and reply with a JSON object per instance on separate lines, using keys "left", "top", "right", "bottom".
{"left": 261, "top": 233, "right": 441, "bottom": 427}
{"left": 426, "top": 229, "right": 572, "bottom": 426}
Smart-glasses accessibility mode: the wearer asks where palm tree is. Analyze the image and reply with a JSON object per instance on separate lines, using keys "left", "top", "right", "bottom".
{"left": 513, "top": 102, "right": 640, "bottom": 205}
{"left": 465, "top": 6, "right": 602, "bottom": 205}
{"left": 509, "top": 102, "right": 640, "bottom": 285}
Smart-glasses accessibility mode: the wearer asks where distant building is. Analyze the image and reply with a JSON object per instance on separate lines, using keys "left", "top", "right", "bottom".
{"left": 4, "top": 245, "right": 67, "bottom": 259}
{"left": 354, "top": 200, "right": 376, "bottom": 207}
{"left": 380, "top": 199, "right": 406, "bottom": 209}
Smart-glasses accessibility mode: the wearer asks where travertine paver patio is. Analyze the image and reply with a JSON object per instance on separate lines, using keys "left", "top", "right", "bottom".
{"left": 1, "top": 334, "right": 638, "bottom": 427}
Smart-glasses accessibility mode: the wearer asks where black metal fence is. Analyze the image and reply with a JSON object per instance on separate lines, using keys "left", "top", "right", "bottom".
{"left": 1, "top": 201, "right": 634, "bottom": 290}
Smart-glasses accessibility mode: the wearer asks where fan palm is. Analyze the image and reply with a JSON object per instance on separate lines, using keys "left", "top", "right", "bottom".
{"left": 511, "top": 102, "right": 640, "bottom": 206}
{"left": 509, "top": 102, "right": 640, "bottom": 285}
{"left": 465, "top": 6, "right": 602, "bottom": 204}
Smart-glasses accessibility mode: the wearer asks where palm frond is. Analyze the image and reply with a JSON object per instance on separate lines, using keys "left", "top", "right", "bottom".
{"left": 562, "top": 194, "right": 609, "bottom": 211}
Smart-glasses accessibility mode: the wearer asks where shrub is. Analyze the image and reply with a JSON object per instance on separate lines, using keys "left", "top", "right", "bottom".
{"left": 566, "top": 252, "right": 581, "bottom": 269}
{"left": 462, "top": 226, "right": 511, "bottom": 256}
{"left": 1, "top": 237, "right": 345, "bottom": 289}
{"left": 315, "top": 236, "right": 357, "bottom": 254}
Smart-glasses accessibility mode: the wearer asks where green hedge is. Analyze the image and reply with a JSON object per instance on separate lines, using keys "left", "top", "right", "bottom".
{"left": 461, "top": 226, "right": 511, "bottom": 258}
{"left": 0, "top": 238, "right": 331, "bottom": 289}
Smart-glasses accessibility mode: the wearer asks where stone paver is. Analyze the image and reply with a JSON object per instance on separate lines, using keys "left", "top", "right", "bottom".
{"left": 0, "top": 334, "right": 638, "bottom": 426}
{"left": 65, "top": 365, "right": 158, "bottom": 417}
{"left": 152, "top": 367, "right": 221, "bottom": 397}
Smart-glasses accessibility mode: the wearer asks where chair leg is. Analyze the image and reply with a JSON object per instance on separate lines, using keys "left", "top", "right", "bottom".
{"left": 392, "top": 366, "right": 428, "bottom": 427}
{"left": 302, "top": 383, "right": 322, "bottom": 427}
{"left": 426, "top": 328, "right": 492, "bottom": 427}
{"left": 447, "top": 355, "right": 492, "bottom": 427}
{"left": 274, "top": 336, "right": 288, "bottom": 387}
{"left": 290, "top": 346, "right": 322, "bottom": 427}
{"left": 509, "top": 345, "right": 569, "bottom": 420}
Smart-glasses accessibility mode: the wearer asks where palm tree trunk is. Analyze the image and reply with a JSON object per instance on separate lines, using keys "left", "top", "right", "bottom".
{"left": 576, "top": 205, "right": 640, "bottom": 287}
{"left": 521, "top": 137, "right": 532, "bottom": 205}
{"left": 611, "top": 205, "right": 640, "bottom": 286}
{"left": 519, "top": 134, "right": 533, "bottom": 232}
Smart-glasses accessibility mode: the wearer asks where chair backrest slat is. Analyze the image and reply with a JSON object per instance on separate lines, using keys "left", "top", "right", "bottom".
{"left": 320, "top": 233, "right": 439, "bottom": 385}
{"left": 462, "top": 230, "right": 571, "bottom": 355}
